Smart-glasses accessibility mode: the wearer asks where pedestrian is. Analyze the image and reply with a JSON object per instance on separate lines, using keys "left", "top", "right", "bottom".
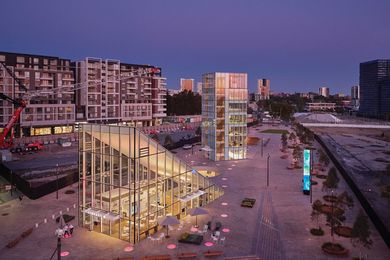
{"left": 18, "top": 195, "right": 23, "bottom": 201}
{"left": 63, "top": 224, "right": 69, "bottom": 237}
{"left": 69, "top": 224, "right": 74, "bottom": 236}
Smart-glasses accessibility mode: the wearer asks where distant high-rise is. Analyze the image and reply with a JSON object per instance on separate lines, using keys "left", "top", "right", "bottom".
{"left": 196, "top": 82, "right": 202, "bottom": 95}
{"left": 202, "top": 72, "right": 247, "bottom": 161}
{"left": 351, "top": 85, "right": 360, "bottom": 100}
{"left": 257, "top": 79, "right": 270, "bottom": 101}
{"left": 180, "top": 78, "right": 194, "bottom": 92}
{"left": 359, "top": 59, "right": 390, "bottom": 118}
{"left": 318, "top": 87, "right": 330, "bottom": 97}
{"left": 351, "top": 85, "right": 360, "bottom": 109}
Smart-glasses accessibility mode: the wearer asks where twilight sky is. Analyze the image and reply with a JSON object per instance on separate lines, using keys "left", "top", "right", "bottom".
{"left": 1, "top": 0, "right": 389, "bottom": 94}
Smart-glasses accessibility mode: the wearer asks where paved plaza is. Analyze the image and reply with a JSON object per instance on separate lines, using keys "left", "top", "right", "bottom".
{"left": 0, "top": 125, "right": 389, "bottom": 259}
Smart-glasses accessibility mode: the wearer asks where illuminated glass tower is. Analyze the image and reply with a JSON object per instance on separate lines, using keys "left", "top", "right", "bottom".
{"left": 202, "top": 73, "right": 247, "bottom": 161}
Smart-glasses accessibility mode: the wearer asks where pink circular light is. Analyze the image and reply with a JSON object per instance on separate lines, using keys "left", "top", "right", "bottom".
{"left": 190, "top": 226, "right": 198, "bottom": 232}
{"left": 222, "top": 185, "right": 228, "bottom": 188}
{"left": 221, "top": 214, "right": 228, "bottom": 218}
{"left": 167, "top": 244, "right": 177, "bottom": 249}
{"left": 124, "top": 246, "right": 134, "bottom": 252}
{"left": 222, "top": 178, "right": 227, "bottom": 180}
{"left": 204, "top": 241, "right": 214, "bottom": 247}
{"left": 221, "top": 202, "right": 228, "bottom": 206}
{"left": 60, "top": 251, "right": 70, "bottom": 257}
{"left": 222, "top": 228, "right": 230, "bottom": 233}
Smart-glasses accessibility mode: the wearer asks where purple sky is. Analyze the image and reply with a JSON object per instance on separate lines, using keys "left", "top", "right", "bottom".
{"left": 1, "top": 0, "right": 389, "bottom": 94}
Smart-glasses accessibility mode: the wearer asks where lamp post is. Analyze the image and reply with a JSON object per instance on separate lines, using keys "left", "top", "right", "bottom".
{"left": 261, "top": 139, "right": 263, "bottom": 157}
{"left": 310, "top": 149, "right": 313, "bottom": 203}
{"left": 267, "top": 153, "right": 270, "bottom": 187}
{"left": 56, "top": 163, "right": 59, "bottom": 200}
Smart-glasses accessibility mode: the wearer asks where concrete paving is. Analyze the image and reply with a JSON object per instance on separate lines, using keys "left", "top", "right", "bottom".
{"left": 0, "top": 124, "right": 389, "bottom": 259}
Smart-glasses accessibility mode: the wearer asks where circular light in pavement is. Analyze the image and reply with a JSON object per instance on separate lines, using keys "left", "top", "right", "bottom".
{"left": 204, "top": 241, "right": 214, "bottom": 247}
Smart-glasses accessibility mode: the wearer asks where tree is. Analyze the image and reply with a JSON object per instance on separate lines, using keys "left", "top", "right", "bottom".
{"left": 163, "top": 135, "right": 174, "bottom": 149}
{"left": 319, "top": 149, "right": 330, "bottom": 168}
{"left": 292, "top": 145, "right": 303, "bottom": 165}
{"left": 288, "top": 132, "right": 296, "bottom": 144}
{"left": 351, "top": 210, "right": 373, "bottom": 260}
{"left": 322, "top": 167, "right": 339, "bottom": 192}
{"left": 335, "top": 191, "right": 354, "bottom": 211}
{"left": 311, "top": 200, "right": 323, "bottom": 230}
{"left": 281, "top": 132, "right": 288, "bottom": 151}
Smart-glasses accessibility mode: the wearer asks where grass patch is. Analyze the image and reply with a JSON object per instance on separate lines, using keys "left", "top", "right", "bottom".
{"left": 261, "top": 129, "right": 289, "bottom": 134}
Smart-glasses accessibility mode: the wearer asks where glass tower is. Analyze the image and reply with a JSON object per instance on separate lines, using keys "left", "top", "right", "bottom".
{"left": 202, "top": 73, "right": 248, "bottom": 161}
{"left": 78, "top": 124, "right": 223, "bottom": 243}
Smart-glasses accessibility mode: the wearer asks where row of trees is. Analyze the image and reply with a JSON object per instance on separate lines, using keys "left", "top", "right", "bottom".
{"left": 166, "top": 90, "right": 201, "bottom": 116}
{"left": 311, "top": 151, "right": 372, "bottom": 259}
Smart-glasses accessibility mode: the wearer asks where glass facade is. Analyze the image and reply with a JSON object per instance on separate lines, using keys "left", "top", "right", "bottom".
{"left": 202, "top": 73, "right": 247, "bottom": 161}
{"left": 78, "top": 124, "right": 223, "bottom": 243}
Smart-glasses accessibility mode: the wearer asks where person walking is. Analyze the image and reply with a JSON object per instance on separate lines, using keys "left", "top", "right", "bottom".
{"left": 69, "top": 224, "right": 74, "bottom": 236}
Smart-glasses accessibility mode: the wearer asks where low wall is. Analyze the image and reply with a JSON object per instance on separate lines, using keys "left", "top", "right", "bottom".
{"left": 0, "top": 164, "right": 78, "bottom": 200}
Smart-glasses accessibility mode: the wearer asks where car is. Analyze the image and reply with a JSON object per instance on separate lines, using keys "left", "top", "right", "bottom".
{"left": 183, "top": 144, "right": 193, "bottom": 150}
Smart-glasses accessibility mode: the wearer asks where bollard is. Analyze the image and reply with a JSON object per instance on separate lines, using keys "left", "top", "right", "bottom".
{"left": 59, "top": 210, "right": 62, "bottom": 215}
{"left": 44, "top": 218, "right": 47, "bottom": 223}
{"left": 52, "top": 214, "right": 55, "bottom": 219}
{"left": 35, "top": 223, "right": 38, "bottom": 228}
{"left": 66, "top": 207, "right": 69, "bottom": 212}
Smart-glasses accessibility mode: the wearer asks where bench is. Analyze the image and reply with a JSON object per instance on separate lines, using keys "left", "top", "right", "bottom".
{"left": 176, "top": 252, "right": 197, "bottom": 259}
{"left": 141, "top": 255, "right": 171, "bottom": 260}
{"left": 203, "top": 251, "right": 224, "bottom": 257}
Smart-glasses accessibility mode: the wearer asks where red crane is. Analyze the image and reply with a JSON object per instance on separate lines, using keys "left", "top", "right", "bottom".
{"left": 0, "top": 93, "right": 27, "bottom": 149}
{"left": 0, "top": 62, "right": 42, "bottom": 151}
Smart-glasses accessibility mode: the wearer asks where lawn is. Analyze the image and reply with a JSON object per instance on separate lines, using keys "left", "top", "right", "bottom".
{"left": 261, "top": 129, "right": 289, "bottom": 134}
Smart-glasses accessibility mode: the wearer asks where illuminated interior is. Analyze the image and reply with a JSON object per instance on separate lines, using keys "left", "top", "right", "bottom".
{"left": 202, "top": 73, "right": 247, "bottom": 161}
{"left": 78, "top": 124, "right": 224, "bottom": 243}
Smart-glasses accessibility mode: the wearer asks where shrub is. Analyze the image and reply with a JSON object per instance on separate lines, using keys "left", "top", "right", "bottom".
{"left": 310, "top": 228, "right": 324, "bottom": 236}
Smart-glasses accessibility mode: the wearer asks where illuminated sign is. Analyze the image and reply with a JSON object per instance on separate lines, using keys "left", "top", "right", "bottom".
{"left": 303, "top": 149, "right": 311, "bottom": 194}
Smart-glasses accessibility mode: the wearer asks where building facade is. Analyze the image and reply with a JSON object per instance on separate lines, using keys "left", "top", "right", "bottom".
{"left": 256, "top": 79, "right": 270, "bottom": 101}
{"left": 196, "top": 82, "right": 203, "bottom": 95}
{"left": 0, "top": 52, "right": 75, "bottom": 137}
{"left": 202, "top": 73, "right": 247, "bottom": 161}
{"left": 318, "top": 87, "right": 330, "bottom": 97}
{"left": 359, "top": 59, "right": 390, "bottom": 119}
{"left": 305, "top": 102, "right": 336, "bottom": 112}
{"left": 351, "top": 85, "right": 360, "bottom": 109}
{"left": 180, "top": 78, "right": 194, "bottom": 92}
{"left": 75, "top": 58, "right": 166, "bottom": 127}
{"left": 79, "top": 124, "right": 223, "bottom": 243}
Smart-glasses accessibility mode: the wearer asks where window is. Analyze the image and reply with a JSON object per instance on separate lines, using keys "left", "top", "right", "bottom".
{"left": 16, "top": 56, "right": 25, "bottom": 63}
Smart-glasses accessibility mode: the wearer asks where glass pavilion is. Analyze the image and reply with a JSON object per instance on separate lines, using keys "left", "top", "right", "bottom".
{"left": 78, "top": 124, "right": 223, "bottom": 243}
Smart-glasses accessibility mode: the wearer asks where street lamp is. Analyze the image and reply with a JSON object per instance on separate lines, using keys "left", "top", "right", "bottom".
{"left": 267, "top": 153, "right": 270, "bottom": 187}
{"left": 56, "top": 163, "right": 59, "bottom": 200}
{"left": 261, "top": 138, "right": 264, "bottom": 157}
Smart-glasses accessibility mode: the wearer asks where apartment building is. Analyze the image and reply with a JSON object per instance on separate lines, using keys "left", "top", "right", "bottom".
{"left": 75, "top": 58, "right": 166, "bottom": 127}
{"left": 0, "top": 52, "right": 75, "bottom": 137}
{"left": 180, "top": 78, "right": 194, "bottom": 92}
{"left": 202, "top": 72, "right": 247, "bottom": 161}
{"left": 256, "top": 78, "right": 270, "bottom": 101}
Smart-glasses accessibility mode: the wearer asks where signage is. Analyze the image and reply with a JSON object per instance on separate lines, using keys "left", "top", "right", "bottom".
{"left": 303, "top": 149, "right": 311, "bottom": 194}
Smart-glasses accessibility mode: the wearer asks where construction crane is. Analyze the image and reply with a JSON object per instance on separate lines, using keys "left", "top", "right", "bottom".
{"left": 0, "top": 62, "right": 43, "bottom": 151}
{"left": 0, "top": 62, "right": 162, "bottom": 150}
